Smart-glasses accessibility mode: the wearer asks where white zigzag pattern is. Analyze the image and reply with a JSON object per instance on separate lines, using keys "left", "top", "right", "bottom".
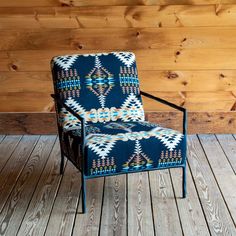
{"left": 121, "top": 93, "right": 145, "bottom": 121}
{"left": 86, "top": 127, "right": 184, "bottom": 152}
{"left": 98, "top": 95, "right": 106, "bottom": 108}
{"left": 53, "top": 55, "right": 78, "bottom": 71}
{"left": 113, "top": 52, "right": 135, "bottom": 67}
{"left": 59, "top": 97, "right": 87, "bottom": 130}
{"left": 151, "top": 127, "right": 183, "bottom": 151}
{"left": 86, "top": 135, "right": 116, "bottom": 159}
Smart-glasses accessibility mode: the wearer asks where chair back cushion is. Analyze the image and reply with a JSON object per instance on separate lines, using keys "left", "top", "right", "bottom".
{"left": 51, "top": 52, "right": 145, "bottom": 130}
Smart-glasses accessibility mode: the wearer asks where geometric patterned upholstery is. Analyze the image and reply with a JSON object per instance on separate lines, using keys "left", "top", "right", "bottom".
{"left": 68, "top": 121, "right": 186, "bottom": 176}
{"left": 51, "top": 52, "right": 145, "bottom": 131}
{"left": 51, "top": 52, "right": 186, "bottom": 177}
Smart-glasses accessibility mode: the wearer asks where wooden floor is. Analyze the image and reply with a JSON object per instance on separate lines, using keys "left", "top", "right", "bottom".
{"left": 0, "top": 135, "right": 235, "bottom": 236}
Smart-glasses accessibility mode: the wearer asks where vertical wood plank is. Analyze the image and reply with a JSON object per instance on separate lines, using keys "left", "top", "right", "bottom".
{"left": 128, "top": 172, "right": 154, "bottom": 236}
{"left": 170, "top": 166, "right": 210, "bottom": 236}
{"left": 100, "top": 175, "right": 127, "bottom": 236}
{"left": 0, "top": 135, "right": 39, "bottom": 213}
{"left": 188, "top": 135, "right": 236, "bottom": 235}
{"left": 216, "top": 134, "right": 236, "bottom": 173}
{"left": 17, "top": 138, "right": 64, "bottom": 236}
{"left": 198, "top": 134, "right": 236, "bottom": 225}
{"left": 149, "top": 169, "right": 183, "bottom": 236}
{"left": 0, "top": 135, "right": 56, "bottom": 235}
{"left": 45, "top": 161, "right": 81, "bottom": 236}
{"left": 72, "top": 177, "right": 104, "bottom": 236}
{"left": 0, "top": 135, "right": 22, "bottom": 172}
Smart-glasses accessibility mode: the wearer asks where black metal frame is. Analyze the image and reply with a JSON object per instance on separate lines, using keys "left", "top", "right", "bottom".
{"left": 140, "top": 91, "right": 187, "bottom": 198}
{"left": 51, "top": 91, "right": 187, "bottom": 213}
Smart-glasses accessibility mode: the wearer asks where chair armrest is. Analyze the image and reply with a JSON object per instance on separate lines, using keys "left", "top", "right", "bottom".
{"left": 140, "top": 91, "right": 187, "bottom": 135}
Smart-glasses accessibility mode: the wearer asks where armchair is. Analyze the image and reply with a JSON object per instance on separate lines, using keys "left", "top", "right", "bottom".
{"left": 51, "top": 52, "right": 187, "bottom": 213}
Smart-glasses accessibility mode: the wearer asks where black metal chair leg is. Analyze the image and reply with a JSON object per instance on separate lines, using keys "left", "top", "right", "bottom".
{"left": 81, "top": 174, "right": 86, "bottom": 213}
{"left": 60, "top": 152, "right": 65, "bottom": 175}
{"left": 182, "top": 166, "right": 187, "bottom": 198}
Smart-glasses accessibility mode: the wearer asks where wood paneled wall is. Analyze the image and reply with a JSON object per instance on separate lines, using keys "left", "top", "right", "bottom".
{"left": 1, "top": 0, "right": 236, "bottom": 133}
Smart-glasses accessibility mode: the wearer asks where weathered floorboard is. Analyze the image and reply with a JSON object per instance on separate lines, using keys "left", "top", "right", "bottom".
{"left": 0, "top": 134, "right": 235, "bottom": 235}
{"left": 149, "top": 169, "right": 183, "bottom": 236}
{"left": 216, "top": 134, "right": 236, "bottom": 173}
{"left": 0, "top": 135, "right": 5, "bottom": 143}
{"left": 198, "top": 134, "right": 236, "bottom": 225}
{"left": 100, "top": 175, "right": 127, "bottom": 236}
{"left": 170, "top": 166, "right": 210, "bottom": 236}
{"left": 72, "top": 177, "right": 104, "bottom": 236}
{"left": 17, "top": 138, "right": 64, "bottom": 236}
{"left": 45, "top": 161, "right": 81, "bottom": 236}
{"left": 0, "top": 135, "right": 22, "bottom": 172}
{"left": 0, "top": 135, "right": 56, "bottom": 235}
{"left": 0, "top": 135, "right": 39, "bottom": 213}
{"left": 188, "top": 135, "right": 236, "bottom": 235}
{"left": 128, "top": 172, "right": 154, "bottom": 236}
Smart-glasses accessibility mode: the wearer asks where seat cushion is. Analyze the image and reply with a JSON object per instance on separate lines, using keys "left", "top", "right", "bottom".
{"left": 68, "top": 121, "right": 186, "bottom": 176}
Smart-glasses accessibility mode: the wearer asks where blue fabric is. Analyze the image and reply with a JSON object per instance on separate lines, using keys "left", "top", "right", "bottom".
{"left": 67, "top": 121, "right": 186, "bottom": 176}
{"left": 51, "top": 52, "right": 144, "bottom": 131}
{"left": 51, "top": 52, "right": 186, "bottom": 177}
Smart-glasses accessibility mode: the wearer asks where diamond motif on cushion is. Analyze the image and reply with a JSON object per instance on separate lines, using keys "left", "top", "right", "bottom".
{"left": 86, "top": 134, "right": 117, "bottom": 159}
{"left": 151, "top": 127, "right": 183, "bottom": 151}
{"left": 120, "top": 93, "right": 145, "bottom": 121}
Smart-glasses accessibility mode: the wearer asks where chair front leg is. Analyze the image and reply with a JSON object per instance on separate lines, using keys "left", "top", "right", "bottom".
{"left": 81, "top": 173, "right": 86, "bottom": 213}
{"left": 182, "top": 166, "right": 187, "bottom": 198}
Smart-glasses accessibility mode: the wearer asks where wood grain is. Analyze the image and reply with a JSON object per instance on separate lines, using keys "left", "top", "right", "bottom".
{"left": 198, "top": 134, "right": 236, "bottom": 224}
{"left": 0, "top": 135, "right": 22, "bottom": 171}
{"left": 0, "top": 135, "right": 39, "bottom": 214}
{"left": 0, "top": 0, "right": 235, "bottom": 7}
{"left": 147, "top": 111, "right": 236, "bottom": 134}
{"left": 72, "top": 177, "right": 104, "bottom": 236}
{"left": 128, "top": 172, "right": 154, "bottom": 236}
{"left": 2, "top": 111, "right": 236, "bottom": 134}
{"left": 0, "top": 134, "right": 235, "bottom": 234}
{"left": 149, "top": 169, "right": 183, "bottom": 236}
{"left": 1, "top": 70, "right": 236, "bottom": 113}
{"left": 2, "top": 27, "right": 236, "bottom": 50}
{"left": 0, "top": 135, "right": 5, "bottom": 143}
{"left": 0, "top": 92, "right": 53, "bottom": 112}
{"left": 170, "top": 167, "right": 210, "bottom": 236}
{"left": 187, "top": 135, "right": 236, "bottom": 235}
{"left": 0, "top": 113, "right": 57, "bottom": 134}
{"left": 2, "top": 49, "right": 236, "bottom": 72}
{"left": 100, "top": 175, "right": 127, "bottom": 236}
{"left": 1, "top": 91, "right": 234, "bottom": 112}
{"left": 45, "top": 161, "right": 81, "bottom": 236}
{"left": 17, "top": 138, "right": 64, "bottom": 236}
{"left": 0, "top": 135, "right": 56, "bottom": 235}
{"left": 216, "top": 134, "right": 236, "bottom": 173}
{"left": 2, "top": 70, "right": 236, "bottom": 93}
{"left": 2, "top": 5, "right": 236, "bottom": 28}
{"left": 143, "top": 91, "right": 236, "bottom": 111}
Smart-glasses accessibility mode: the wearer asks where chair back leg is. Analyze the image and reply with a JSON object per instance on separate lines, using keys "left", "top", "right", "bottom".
{"left": 60, "top": 153, "right": 65, "bottom": 175}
